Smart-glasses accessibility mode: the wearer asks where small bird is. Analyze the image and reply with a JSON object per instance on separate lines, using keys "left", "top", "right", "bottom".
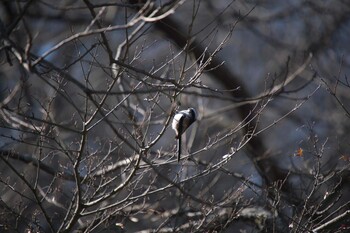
{"left": 172, "top": 108, "right": 197, "bottom": 162}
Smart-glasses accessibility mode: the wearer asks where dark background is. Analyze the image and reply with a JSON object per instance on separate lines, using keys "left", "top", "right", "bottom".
{"left": 0, "top": 0, "right": 350, "bottom": 232}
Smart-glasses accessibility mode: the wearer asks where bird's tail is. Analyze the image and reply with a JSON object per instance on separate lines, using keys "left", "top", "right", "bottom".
{"left": 177, "top": 136, "right": 181, "bottom": 162}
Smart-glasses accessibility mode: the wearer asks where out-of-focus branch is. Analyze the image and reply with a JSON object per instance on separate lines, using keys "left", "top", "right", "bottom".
{"left": 312, "top": 210, "right": 350, "bottom": 233}
{"left": 0, "top": 150, "right": 76, "bottom": 181}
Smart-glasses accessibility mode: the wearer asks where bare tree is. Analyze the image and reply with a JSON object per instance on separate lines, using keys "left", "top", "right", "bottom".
{"left": 1, "top": 0, "right": 350, "bottom": 232}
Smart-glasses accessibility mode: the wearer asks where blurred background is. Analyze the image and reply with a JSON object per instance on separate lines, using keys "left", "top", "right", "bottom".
{"left": 0, "top": 0, "right": 350, "bottom": 232}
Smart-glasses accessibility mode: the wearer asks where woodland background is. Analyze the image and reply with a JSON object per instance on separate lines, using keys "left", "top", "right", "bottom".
{"left": 0, "top": 0, "right": 350, "bottom": 232}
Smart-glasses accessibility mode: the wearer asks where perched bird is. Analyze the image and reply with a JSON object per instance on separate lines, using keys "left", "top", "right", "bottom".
{"left": 172, "top": 108, "right": 197, "bottom": 162}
